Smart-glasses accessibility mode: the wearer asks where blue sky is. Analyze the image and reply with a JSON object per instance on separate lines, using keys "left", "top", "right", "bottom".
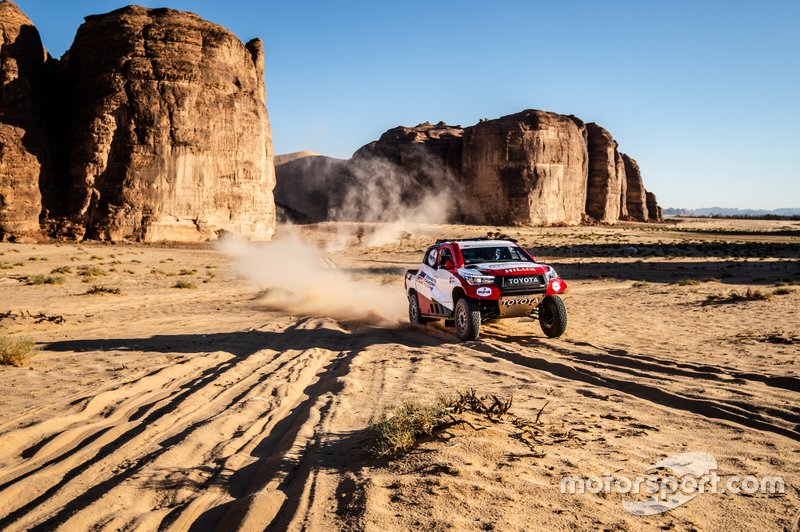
{"left": 16, "top": 0, "right": 800, "bottom": 209}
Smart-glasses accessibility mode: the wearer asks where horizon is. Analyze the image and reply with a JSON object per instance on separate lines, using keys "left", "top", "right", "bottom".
{"left": 14, "top": 0, "right": 800, "bottom": 210}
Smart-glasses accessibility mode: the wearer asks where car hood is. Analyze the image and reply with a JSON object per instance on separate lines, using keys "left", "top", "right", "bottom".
{"left": 460, "top": 262, "right": 548, "bottom": 276}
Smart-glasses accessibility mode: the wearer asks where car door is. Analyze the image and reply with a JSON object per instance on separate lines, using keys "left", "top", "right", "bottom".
{"left": 415, "top": 246, "right": 438, "bottom": 304}
{"left": 433, "top": 245, "right": 456, "bottom": 311}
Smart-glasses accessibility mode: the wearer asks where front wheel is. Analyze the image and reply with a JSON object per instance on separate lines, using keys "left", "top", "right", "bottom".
{"left": 455, "top": 298, "right": 481, "bottom": 341}
{"left": 539, "top": 295, "right": 567, "bottom": 338}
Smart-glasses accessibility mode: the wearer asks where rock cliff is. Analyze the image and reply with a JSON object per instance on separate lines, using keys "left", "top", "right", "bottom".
{"left": 585, "top": 122, "right": 623, "bottom": 224}
{"left": 0, "top": 0, "right": 52, "bottom": 240}
{"left": 460, "top": 110, "right": 588, "bottom": 225}
{"left": 621, "top": 153, "right": 649, "bottom": 221}
{"left": 59, "top": 6, "right": 275, "bottom": 241}
{"left": 274, "top": 152, "right": 347, "bottom": 223}
{"left": 646, "top": 191, "right": 663, "bottom": 221}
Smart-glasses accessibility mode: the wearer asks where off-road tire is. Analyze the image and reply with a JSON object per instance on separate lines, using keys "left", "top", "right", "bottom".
{"left": 408, "top": 293, "right": 431, "bottom": 325}
{"left": 539, "top": 295, "right": 567, "bottom": 338}
{"left": 455, "top": 297, "right": 481, "bottom": 341}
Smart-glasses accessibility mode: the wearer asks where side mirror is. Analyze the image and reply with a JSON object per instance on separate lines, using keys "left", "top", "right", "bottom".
{"left": 444, "top": 259, "right": 455, "bottom": 270}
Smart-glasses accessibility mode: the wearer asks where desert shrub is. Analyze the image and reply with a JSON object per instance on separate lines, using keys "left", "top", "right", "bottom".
{"left": 773, "top": 287, "right": 794, "bottom": 296}
{"left": 703, "top": 289, "right": 771, "bottom": 305}
{"left": 676, "top": 278, "right": 701, "bottom": 286}
{"left": 0, "top": 337, "right": 36, "bottom": 366}
{"left": 78, "top": 265, "right": 105, "bottom": 277}
{"left": 85, "top": 285, "right": 121, "bottom": 295}
{"left": 631, "top": 281, "right": 649, "bottom": 288}
{"left": 179, "top": 268, "right": 197, "bottom": 276}
{"left": 50, "top": 266, "right": 72, "bottom": 274}
{"left": 173, "top": 279, "right": 196, "bottom": 289}
{"left": 368, "top": 399, "right": 450, "bottom": 458}
{"left": 24, "top": 275, "right": 65, "bottom": 285}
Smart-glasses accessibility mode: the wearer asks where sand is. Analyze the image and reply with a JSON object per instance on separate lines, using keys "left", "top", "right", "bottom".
{"left": 0, "top": 218, "right": 798, "bottom": 530}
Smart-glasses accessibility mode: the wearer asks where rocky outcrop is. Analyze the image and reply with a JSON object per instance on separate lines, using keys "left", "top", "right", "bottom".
{"left": 274, "top": 152, "right": 347, "bottom": 223}
{"left": 353, "top": 121, "right": 464, "bottom": 175}
{"left": 59, "top": 6, "right": 275, "bottom": 241}
{"left": 460, "top": 110, "right": 588, "bottom": 225}
{"left": 621, "top": 153, "right": 648, "bottom": 221}
{"left": 585, "top": 123, "right": 623, "bottom": 224}
{"left": 0, "top": 0, "right": 53, "bottom": 240}
{"left": 646, "top": 191, "right": 662, "bottom": 221}
{"left": 616, "top": 151, "right": 628, "bottom": 219}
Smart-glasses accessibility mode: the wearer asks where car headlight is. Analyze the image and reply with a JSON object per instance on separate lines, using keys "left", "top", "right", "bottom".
{"left": 463, "top": 273, "right": 495, "bottom": 286}
{"left": 545, "top": 266, "right": 558, "bottom": 282}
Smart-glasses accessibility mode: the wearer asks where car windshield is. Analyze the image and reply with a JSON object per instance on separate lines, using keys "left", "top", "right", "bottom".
{"left": 461, "top": 245, "right": 533, "bottom": 265}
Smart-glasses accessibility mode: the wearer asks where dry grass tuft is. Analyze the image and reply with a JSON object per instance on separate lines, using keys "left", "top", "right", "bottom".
{"left": 173, "top": 279, "right": 196, "bottom": 289}
{"left": 85, "top": 285, "right": 121, "bottom": 295}
{"left": 0, "top": 337, "right": 36, "bottom": 367}
{"left": 773, "top": 287, "right": 794, "bottom": 296}
{"left": 703, "top": 289, "right": 771, "bottom": 306}
{"left": 368, "top": 399, "right": 450, "bottom": 458}
{"left": 78, "top": 265, "right": 105, "bottom": 277}
{"left": 24, "top": 275, "right": 65, "bottom": 285}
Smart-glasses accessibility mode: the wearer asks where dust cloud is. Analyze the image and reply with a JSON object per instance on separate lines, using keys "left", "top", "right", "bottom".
{"left": 219, "top": 231, "right": 407, "bottom": 325}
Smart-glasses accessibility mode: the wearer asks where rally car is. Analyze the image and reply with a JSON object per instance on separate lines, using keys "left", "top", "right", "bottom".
{"left": 404, "top": 238, "right": 567, "bottom": 341}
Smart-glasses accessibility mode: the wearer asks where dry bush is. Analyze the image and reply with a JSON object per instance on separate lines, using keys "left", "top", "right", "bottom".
{"left": 773, "top": 287, "right": 794, "bottom": 296}
{"left": 368, "top": 390, "right": 516, "bottom": 458}
{"left": 50, "top": 266, "right": 72, "bottom": 274}
{"left": 368, "top": 399, "right": 450, "bottom": 458}
{"left": 173, "top": 279, "right": 196, "bottom": 289}
{"left": 675, "top": 278, "right": 701, "bottom": 286}
{"left": 703, "top": 289, "right": 772, "bottom": 306}
{"left": 78, "top": 265, "right": 105, "bottom": 277}
{"left": 24, "top": 275, "right": 65, "bottom": 285}
{"left": 0, "top": 337, "right": 36, "bottom": 367}
{"left": 85, "top": 285, "right": 121, "bottom": 295}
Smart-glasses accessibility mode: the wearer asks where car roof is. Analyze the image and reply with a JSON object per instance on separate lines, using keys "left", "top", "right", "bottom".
{"left": 450, "top": 239, "right": 517, "bottom": 249}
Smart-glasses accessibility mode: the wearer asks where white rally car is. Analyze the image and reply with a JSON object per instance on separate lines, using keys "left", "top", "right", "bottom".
{"left": 404, "top": 238, "right": 568, "bottom": 340}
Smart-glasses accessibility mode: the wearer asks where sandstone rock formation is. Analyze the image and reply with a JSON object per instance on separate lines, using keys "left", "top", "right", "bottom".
{"left": 621, "top": 153, "right": 649, "bottom": 221}
{"left": 0, "top": 0, "right": 52, "bottom": 240}
{"left": 616, "top": 151, "right": 628, "bottom": 219}
{"left": 646, "top": 191, "right": 663, "bottom": 221}
{"left": 584, "top": 122, "right": 623, "bottom": 224}
{"left": 460, "top": 110, "right": 588, "bottom": 225}
{"left": 59, "top": 6, "right": 275, "bottom": 241}
{"left": 353, "top": 122, "right": 464, "bottom": 175}
{"left": 274, "top": 152, "right": 347, "bottom": 223}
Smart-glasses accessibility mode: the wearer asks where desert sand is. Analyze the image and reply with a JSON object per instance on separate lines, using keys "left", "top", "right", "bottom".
{"left": 0, "top": 218, "right": 798, "bottom": 530}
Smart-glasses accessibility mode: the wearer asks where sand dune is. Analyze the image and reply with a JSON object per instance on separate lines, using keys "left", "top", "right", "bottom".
{"left": 0, "top": 219, "right": 798, "bottom": 530}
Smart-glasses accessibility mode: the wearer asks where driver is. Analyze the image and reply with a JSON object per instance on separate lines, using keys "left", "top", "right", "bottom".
{"left": 494, "top": 248, "right": 503, "bottom": 261}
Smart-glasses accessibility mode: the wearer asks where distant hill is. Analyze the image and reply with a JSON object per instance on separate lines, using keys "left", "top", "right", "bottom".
{"left": 664, "top": 207, "right": 800, "bottom": 217}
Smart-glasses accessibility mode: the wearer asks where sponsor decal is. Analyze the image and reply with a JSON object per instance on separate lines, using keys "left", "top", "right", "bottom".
{"left": 427, "top": 249, "right": 438, "bottom": 267}
{"left": 551, "top": 280, "right": 561, "bottom": 292}
{"left": 501, "top": 296, "right": 539, "bottom": 307}
{"left": 506, "top": 276, "right": 538, "bottom": 286}
{"left": 417, "top": 272, "right": 435, "bottom": 290}
{"left": 476, "top": 286, "right": 492, "bottom": 297}
{"left": 501, "top": 267, "right": 538, "bottom": 274}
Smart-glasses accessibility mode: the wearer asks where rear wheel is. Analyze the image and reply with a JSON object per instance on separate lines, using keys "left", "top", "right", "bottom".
{"left": 539, "top": 295, "right": 567, "bottom": 338}
{"left": 408, "top": 293, "right": 430, "bottom": 325}
{"left": 455, "top": 298, "right": 481, "bottom": 341}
